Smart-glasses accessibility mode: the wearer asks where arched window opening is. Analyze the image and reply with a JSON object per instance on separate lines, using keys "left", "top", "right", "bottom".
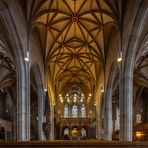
{"left": 72, "top": 105, "right": 78, "bottom": 118}
{"left": 64, "top": 104, "right": 69, "bottom": 118}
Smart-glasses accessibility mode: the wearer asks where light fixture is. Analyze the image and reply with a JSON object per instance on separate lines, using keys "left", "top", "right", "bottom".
{"left": 61, "top": 100, "right": 63, "bottom": 103}
{"left": 101, "top": 89, "right": 104, "bottom": 92}
{"left": 24, "top": 51, "right": 29, "bottom": 61}
{"left": 117, "top": 51, "right": 122, "bottom": 62}
{"left": 59, "top": 94, "right": 61, "bottom": 97}
{"left": 136, "top": 132, "right": 142, "bottom": 138}
{"left": 89, "top": 93, "right": 92, "bottom": 97}
{"left": 101, "top": 86, "right": 104, "bottom": 92}
{"left": 44, "top": 88, "right": 47, "bottom": 92}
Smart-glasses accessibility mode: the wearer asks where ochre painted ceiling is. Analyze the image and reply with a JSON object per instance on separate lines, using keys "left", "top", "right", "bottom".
{"left": 29, "top": 0, "right": 118, "bottom": 96}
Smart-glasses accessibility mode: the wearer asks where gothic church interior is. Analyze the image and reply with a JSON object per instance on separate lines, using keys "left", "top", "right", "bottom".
{"left": 0, "top": 0, "right": 148, "bottom": 142}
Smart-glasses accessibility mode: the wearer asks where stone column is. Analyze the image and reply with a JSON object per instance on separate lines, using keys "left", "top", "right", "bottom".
{"left": 103, "top": 86, "right": 113, "bottom": 140}
{"left": 12, "top": 106, "right": 17, "bottom": 141}
{"left": 119, "top": 66, "right": 133, "bottom": 141}
{"left": 26, "top": 58, "right": 30, "bottom": 141}
{"left": 119, "top": 31, "right": 133, "bottom": 141}
{"left": 17, "top": 50, "right": 30, "bottom": 141}
{"left": 112, "top": 103, "right": 116, "bottom": 133}
{"left": 103, "top": 66, "right": 117, "bottom": 141}
{"left": 119, "top": 1, "right": 148, "bottom": 141}
{"left": 38, "top": 89, "right": 45, "bottom": 140}
{"left": 45, "top": 111, "right": 51, "bottom": 140}
{"left": 96, "top": 95, "right": 103, "bottom": 140}
{"left": 0, "top": 5, "right": 31, "bottom": 141}
{"left": 50, "top": 105, "right": 55, "bottom": 140}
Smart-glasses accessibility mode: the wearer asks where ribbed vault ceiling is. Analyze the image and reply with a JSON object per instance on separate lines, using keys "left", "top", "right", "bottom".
{"left": 30, "top": 0, "right": 118, "bottom": 95}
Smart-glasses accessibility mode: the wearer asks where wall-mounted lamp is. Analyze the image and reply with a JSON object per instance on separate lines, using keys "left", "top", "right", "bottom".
{"left": 24, "top": 51, "right": 29, "bottom": 61}
{"left": 117, "top": 51, "right": 122, "bottom": 62}
{"left": 101, "top": 89, "right": 104, "bottom": 92}
{"left": 44, "top": 88, "right": 48, "bottom": 92}
{"left": 101, "top": 86, "right": 104, "bottom": 92}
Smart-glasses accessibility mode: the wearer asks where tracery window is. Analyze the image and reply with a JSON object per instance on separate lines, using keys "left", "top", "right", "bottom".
{"left": 64, "top": 104, "right": 68, "bottom": 118}
{"left": 72, "top": 105, "right": 78, "bottom": 118}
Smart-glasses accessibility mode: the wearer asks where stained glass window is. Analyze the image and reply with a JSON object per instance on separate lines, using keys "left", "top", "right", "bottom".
{"left": 64, "top": 104, "right": 68, "bottom": 118}
{"left": 81, "top": 104, "right": 86, "bottom": 118}
{"left": 72, "top": 105, "right": 78, "bottom": 118}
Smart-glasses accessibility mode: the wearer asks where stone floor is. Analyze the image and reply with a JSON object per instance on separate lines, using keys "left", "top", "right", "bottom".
{"left": 0, "top": 140, "right": 148, "bottom": 148}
